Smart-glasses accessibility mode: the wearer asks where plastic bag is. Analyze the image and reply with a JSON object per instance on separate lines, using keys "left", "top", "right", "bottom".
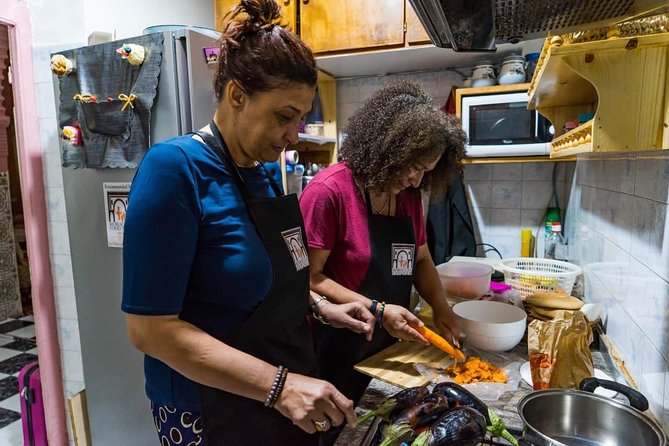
{"left": 413, "top": 349, "right": 521, "bottom": 401}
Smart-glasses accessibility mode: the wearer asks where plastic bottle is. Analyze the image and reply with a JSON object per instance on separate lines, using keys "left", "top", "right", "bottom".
{"left": 520, "top": 228, "right": 532, "bottom": 257}
{"left": 286, "top": 163, "right": 304, "bottom": 197}
{"left": 544, "top": 222, "right": 566, "bottom": 261}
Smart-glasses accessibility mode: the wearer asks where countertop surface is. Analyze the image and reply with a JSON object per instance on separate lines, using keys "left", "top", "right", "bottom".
{"left": 334, "top": 333, "right": 622, "bottom": 445}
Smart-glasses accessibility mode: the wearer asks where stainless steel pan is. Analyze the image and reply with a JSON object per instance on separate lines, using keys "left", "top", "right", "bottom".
{"left": 518, "top": 378, "right": 666, "bottom": 446}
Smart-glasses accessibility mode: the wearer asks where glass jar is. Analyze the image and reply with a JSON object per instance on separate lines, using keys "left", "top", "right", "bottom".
{"left": 498, "top": 55, "right": 526, "bottom": 85}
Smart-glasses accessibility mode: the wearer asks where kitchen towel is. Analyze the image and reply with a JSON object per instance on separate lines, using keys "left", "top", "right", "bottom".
{"left": 55, "top": 32, "right": 164, "bottom": 168}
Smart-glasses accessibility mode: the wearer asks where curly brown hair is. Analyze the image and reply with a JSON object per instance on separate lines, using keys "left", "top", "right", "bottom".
{"left": 215, "top": 0, "right": 317, "bottom": 97}
{"left": 339, "top": 80, "right": 467, "bottom": 198}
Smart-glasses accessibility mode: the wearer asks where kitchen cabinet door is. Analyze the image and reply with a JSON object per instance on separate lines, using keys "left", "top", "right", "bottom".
{"left": 214, "top": 0, "right": 297, "bottom": 32}
{"left": 405, "top": 0, "right": 430, "bottom": 45}
{"left": 300, "top": 0, "right": 405, "bottom": 54}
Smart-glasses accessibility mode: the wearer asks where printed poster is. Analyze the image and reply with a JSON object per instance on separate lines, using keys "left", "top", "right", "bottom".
{"left": 103, "top": 182, "right": 130, "bottom": 248}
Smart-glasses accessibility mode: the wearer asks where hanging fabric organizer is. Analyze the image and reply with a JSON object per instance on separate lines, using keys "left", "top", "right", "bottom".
{"left": 55, "top": 32, "right": 164, "bottom": 168}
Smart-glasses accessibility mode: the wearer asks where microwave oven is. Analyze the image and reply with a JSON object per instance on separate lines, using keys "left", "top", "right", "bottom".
{"left": 459, "top": 90, "right": 554, "bottom": 157}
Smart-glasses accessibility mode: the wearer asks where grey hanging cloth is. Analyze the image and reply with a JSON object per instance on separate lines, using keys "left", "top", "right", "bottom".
{"left": 55, "top": 32, "right": 163, "bottom": 168}
{"left": 426, "top": 175, "right": 477, "bottom": 264}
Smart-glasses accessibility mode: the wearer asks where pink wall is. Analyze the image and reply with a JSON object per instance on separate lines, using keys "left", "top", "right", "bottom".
{"left": 0, "top": 1, "right": 67, "bottom": 445}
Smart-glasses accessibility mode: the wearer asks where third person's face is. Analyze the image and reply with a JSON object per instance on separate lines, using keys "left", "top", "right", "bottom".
{"left": 236, "top": 82, "right": 315, "bottom": 165}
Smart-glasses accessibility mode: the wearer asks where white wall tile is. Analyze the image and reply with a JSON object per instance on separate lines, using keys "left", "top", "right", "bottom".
{"left": 522, "top": 162, "right": 554, "bottom": 181}
{"left": 480, "top": 234, "right": 519, "bottom": 259}
{"left": 43, "top": 150, "right": 64, "bottom": 189}
{"left": 57, "top": 317, "right": 82, "bottom": 352}
{"left": 521, "top": 181, "right": 553, "bottom": 209}
{"left": 635, "top": 156, "right": 669, "bottom": 204}
{"left": 491, "top": 181, "right": 522, "bottom": 209}
{"left": 51, "top": 254, "right": 75, "bottom": 288}
{"left": 336, "top": 78, "right": 359, "bottom": 104}
{"left": 492, "top": 163, "right": 523, "bottom": 181}
{"left": 470, "top": 206, "right": 490, "bottom": 238}
{"left": 61, "top": 350, "right": 84, "bottom": 382}
{"left": 489, "top": 208, "right": 520, "bottom": 236}
{"left": 45, "top": 186, "right": 68, "bottom": 221}
{"left": 407, "top": 72, "right": 439, "bottom": 98}
{"left": 39, "top": 117, "right": 61, "bottom": 156}
{"left": 640, "top": 338, "right": 666, "bottom": 421}
{"left": 55, "top": 286, "right": 78, "bottom": 320}
{"left": 358, "top": 77, "right": 385, "bottom": 102}
{"left": 466, "top": 181, "right": 492, "bottom": 208}
{"left": 63, "top": 380, "right": 85, "bottom": 399}
{"left": 35, "top": 82, "right": 57, "bottom": 120}
{"left": 464, "top": 164, "right": 492, "bottom": 181}
{"left": 47, "top": 220, "right": 71, "bottom": 255}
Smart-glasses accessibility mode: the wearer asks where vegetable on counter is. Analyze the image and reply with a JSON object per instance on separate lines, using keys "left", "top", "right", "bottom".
{"left": 432, "top": 382, "right": 518, "bottom": 446}
{"left": 410, "top": 406, "right": 486, "bottom": 446}
{"left": 357, "top": 386, "right": 430, "bottom": 425}
{"left": 379, "top": 393, "right": 450, "bottom": 446}
{"left": 416, "top": 326, "right": 465, "bottom": 361}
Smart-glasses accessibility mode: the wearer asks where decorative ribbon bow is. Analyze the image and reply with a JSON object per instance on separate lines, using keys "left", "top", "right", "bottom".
{"left": 73, "top": 93, "right": 96, "bottom": 103}
{"left": 118, "top": 93, "right": 137, "bottom": 111}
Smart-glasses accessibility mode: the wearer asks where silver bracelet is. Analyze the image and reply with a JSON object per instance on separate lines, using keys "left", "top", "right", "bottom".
{"left": 311, "top": 295, "right": 330, "bottom": 325}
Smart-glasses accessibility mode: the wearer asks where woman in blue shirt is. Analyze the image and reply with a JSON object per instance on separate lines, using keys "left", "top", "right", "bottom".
{"left": 121, "top": 1, "right": 374, "bottom": 444}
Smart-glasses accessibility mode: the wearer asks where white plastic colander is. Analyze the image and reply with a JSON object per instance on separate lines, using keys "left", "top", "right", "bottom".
{"left": 499, "top": 258, "right": 582, "bottom": 299}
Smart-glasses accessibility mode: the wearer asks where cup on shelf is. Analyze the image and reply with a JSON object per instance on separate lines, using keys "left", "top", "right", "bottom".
{"left": 471, "top": 61, "right": 497, "bottom": 87}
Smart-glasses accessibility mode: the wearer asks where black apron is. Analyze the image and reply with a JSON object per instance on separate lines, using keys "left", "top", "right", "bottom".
{"left": 195, "top": 124, "right": 318, "bottom": 446}
{"left": 315, "top": 191, "right": 416, "bottom": 405}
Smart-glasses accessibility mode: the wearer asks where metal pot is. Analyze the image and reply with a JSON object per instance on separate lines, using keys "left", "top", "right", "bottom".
{"left": 518, "top": 378, "right": 667, "bottom": 446}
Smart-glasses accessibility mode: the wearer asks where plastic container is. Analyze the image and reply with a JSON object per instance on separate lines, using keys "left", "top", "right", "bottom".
{"left": 545, "top": 207, "right": 561, "bottom": 240}
{"left": 545, "top": 222, "right": 566, "bottom": 261}
{"left": 499, "top": 257, "right": 582, "bottom": 299}
{"left": 521, "top": 228, "right": 532, "bottom": 257}
{"left": 286, "top": 163, "right": 304, "bottom": 197}
{"left": 436, "top": 262, "right": 494, "bottom": 299}
{"left": 524, "top": 52, "right": 540, "bottom": 80}
{"left": 453, "top": 300, "right": 527, "bottom": 351}
{"left": 498, "top": 55, "right": 526, "bottom": 85}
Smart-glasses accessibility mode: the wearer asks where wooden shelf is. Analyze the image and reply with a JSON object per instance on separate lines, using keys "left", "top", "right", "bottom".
{"left": 527, "top": 32, "right": 669, "bottom": 158}
{"left": 463, "top": 155, "right": 576, "bottom": 164}
{"left": 297, "top": 133, "right": 337, "bottom": 145}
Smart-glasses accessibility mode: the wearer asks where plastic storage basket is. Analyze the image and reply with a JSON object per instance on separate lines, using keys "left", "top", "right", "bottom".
{"left": 499, "top": 258, "right": 582, "bottom": 299}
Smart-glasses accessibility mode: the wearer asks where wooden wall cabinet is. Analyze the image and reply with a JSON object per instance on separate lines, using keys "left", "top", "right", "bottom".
{"left": 214, "top": 0, "right": 430, "bottom": 55}
{"left": 528, "top": 33, "right": 669, "bottom": 158}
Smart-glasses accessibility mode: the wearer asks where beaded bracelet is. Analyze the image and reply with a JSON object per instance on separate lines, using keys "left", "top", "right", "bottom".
{"left": 376, "top": 301, "right": 386, "bottom": 327}
{"left": 268, "top": 366, "right": 289, "bottom": 408}
{"left": 264, "top": 365, "right": 288, "bottom": 408}
{"left": 370, "top": 299, "right": 378, "bottom": 315}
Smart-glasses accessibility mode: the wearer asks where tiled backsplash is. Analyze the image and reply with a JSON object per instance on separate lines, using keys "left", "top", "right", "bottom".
{"left": 565, "top": 151, "right": 669, "bottom": 426}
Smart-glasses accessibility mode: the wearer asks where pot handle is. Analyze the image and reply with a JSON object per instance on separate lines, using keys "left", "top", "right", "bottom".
{"left": 579, "top": 377, "right": 649, "bottom": 412}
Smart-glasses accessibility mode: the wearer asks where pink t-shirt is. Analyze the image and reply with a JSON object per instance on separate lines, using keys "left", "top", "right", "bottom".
{"left": 299, "top": 162, "right": 427, "bottom": 291}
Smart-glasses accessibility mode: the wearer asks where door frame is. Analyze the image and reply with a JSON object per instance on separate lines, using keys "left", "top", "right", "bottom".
{"left": 0, "top": 2, "right": 67, "bottom": 444}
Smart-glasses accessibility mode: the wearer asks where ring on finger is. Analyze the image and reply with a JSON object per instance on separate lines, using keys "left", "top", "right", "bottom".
{"left": 312, "top": 419, "right": 328, "bottom": 432}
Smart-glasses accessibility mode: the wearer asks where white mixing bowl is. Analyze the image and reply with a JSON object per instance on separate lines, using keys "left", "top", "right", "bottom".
{"left": 453, "top": 300, "right": 527, "bottom": 351}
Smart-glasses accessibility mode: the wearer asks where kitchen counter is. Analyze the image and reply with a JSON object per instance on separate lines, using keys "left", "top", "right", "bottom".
{"left": 335, "top": 332, "right": 623, "bottom": 445}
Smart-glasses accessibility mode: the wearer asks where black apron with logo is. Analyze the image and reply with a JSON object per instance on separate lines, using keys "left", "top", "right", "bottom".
{"left": 194, "top": 125, "right": 317, "bottom": 446}
{"left": 315, "top": 191, "right": 417, "bottom": 405}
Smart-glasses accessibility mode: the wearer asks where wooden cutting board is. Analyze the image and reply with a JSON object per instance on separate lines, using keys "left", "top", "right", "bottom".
{"left": 354, "top": 341, "right": 454, "bottom": 389}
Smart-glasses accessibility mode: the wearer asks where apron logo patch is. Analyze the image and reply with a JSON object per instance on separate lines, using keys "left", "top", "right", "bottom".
{"left": 281, "top": 227, "right": 309, "bottom": 271}
{"left": 391, "top": 243, "right": 415, "bottom": 276}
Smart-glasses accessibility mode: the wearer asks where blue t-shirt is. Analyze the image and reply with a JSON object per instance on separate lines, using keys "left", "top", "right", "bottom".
{"left": 122, "top": 135, "right": 282, "bottom": 410}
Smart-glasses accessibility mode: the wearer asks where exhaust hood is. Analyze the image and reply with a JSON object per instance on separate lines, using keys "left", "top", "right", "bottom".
{"left": 408, "top": 0, "right": 669, "bottom": 51}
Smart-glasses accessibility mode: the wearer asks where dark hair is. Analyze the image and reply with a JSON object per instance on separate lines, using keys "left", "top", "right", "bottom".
{"left": 215, "top": 0, "right": 317, "bottom": 98}
{"left": 339, "top": 80, "right": 467, "bottom": 198}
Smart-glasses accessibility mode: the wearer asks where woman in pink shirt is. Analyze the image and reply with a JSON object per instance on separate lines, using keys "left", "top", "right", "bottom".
{"left": 300, "top": 81, "right": 467, "bottom": 443}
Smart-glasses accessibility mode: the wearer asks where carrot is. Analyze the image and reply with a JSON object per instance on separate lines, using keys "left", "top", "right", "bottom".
{"left": 416, "top": 325, "right": 465, "bottom": 361}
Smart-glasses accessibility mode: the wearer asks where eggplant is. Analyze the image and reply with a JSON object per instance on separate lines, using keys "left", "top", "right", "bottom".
{"left": 379, "top": 393, "right": 450, "bottom": 446}
{"left": 410, "top": 406, "right": 486, "bottom": 446}
{"left": 432, "top": 382, "right": 518, "bottom": 446}
{"left": 358, "top": 386, "right": 430, "bottom": 425}
{"left": 432, "top": 382, "right": 490, "bottom": 423}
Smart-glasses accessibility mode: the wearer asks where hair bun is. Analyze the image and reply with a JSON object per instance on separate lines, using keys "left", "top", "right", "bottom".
{"left": 240, "top": 0, "right": 282, "bottom": 30}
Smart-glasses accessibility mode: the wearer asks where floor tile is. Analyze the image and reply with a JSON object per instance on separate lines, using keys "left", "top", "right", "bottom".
{"left": 0, "top": 321, "right": 32, "bottom": 335}
{"left": 25, "top": 348, "right": 37, "bottom": 356}
{"left": 0, "top": 349, "right": 20, "bottom": 364}
{"left": 18, "top": 315, "right": 34, "bottom": 323}
{"left": 0, "top": 354, "right": 37, "bottom": 376}
{"left": 0, "top": 411, "right": 21, "bottom": 433}
{"left": 6, "top": 325, "right": 36, "bottom": 340}
{"left": 0, "top": 377, "right": 18, "bottom": 401}
{"left": 1, "top": 339, "right": 36, "bottom": 353}
{"left": 0, "top": 394, "right": 20, "bottom": 413}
